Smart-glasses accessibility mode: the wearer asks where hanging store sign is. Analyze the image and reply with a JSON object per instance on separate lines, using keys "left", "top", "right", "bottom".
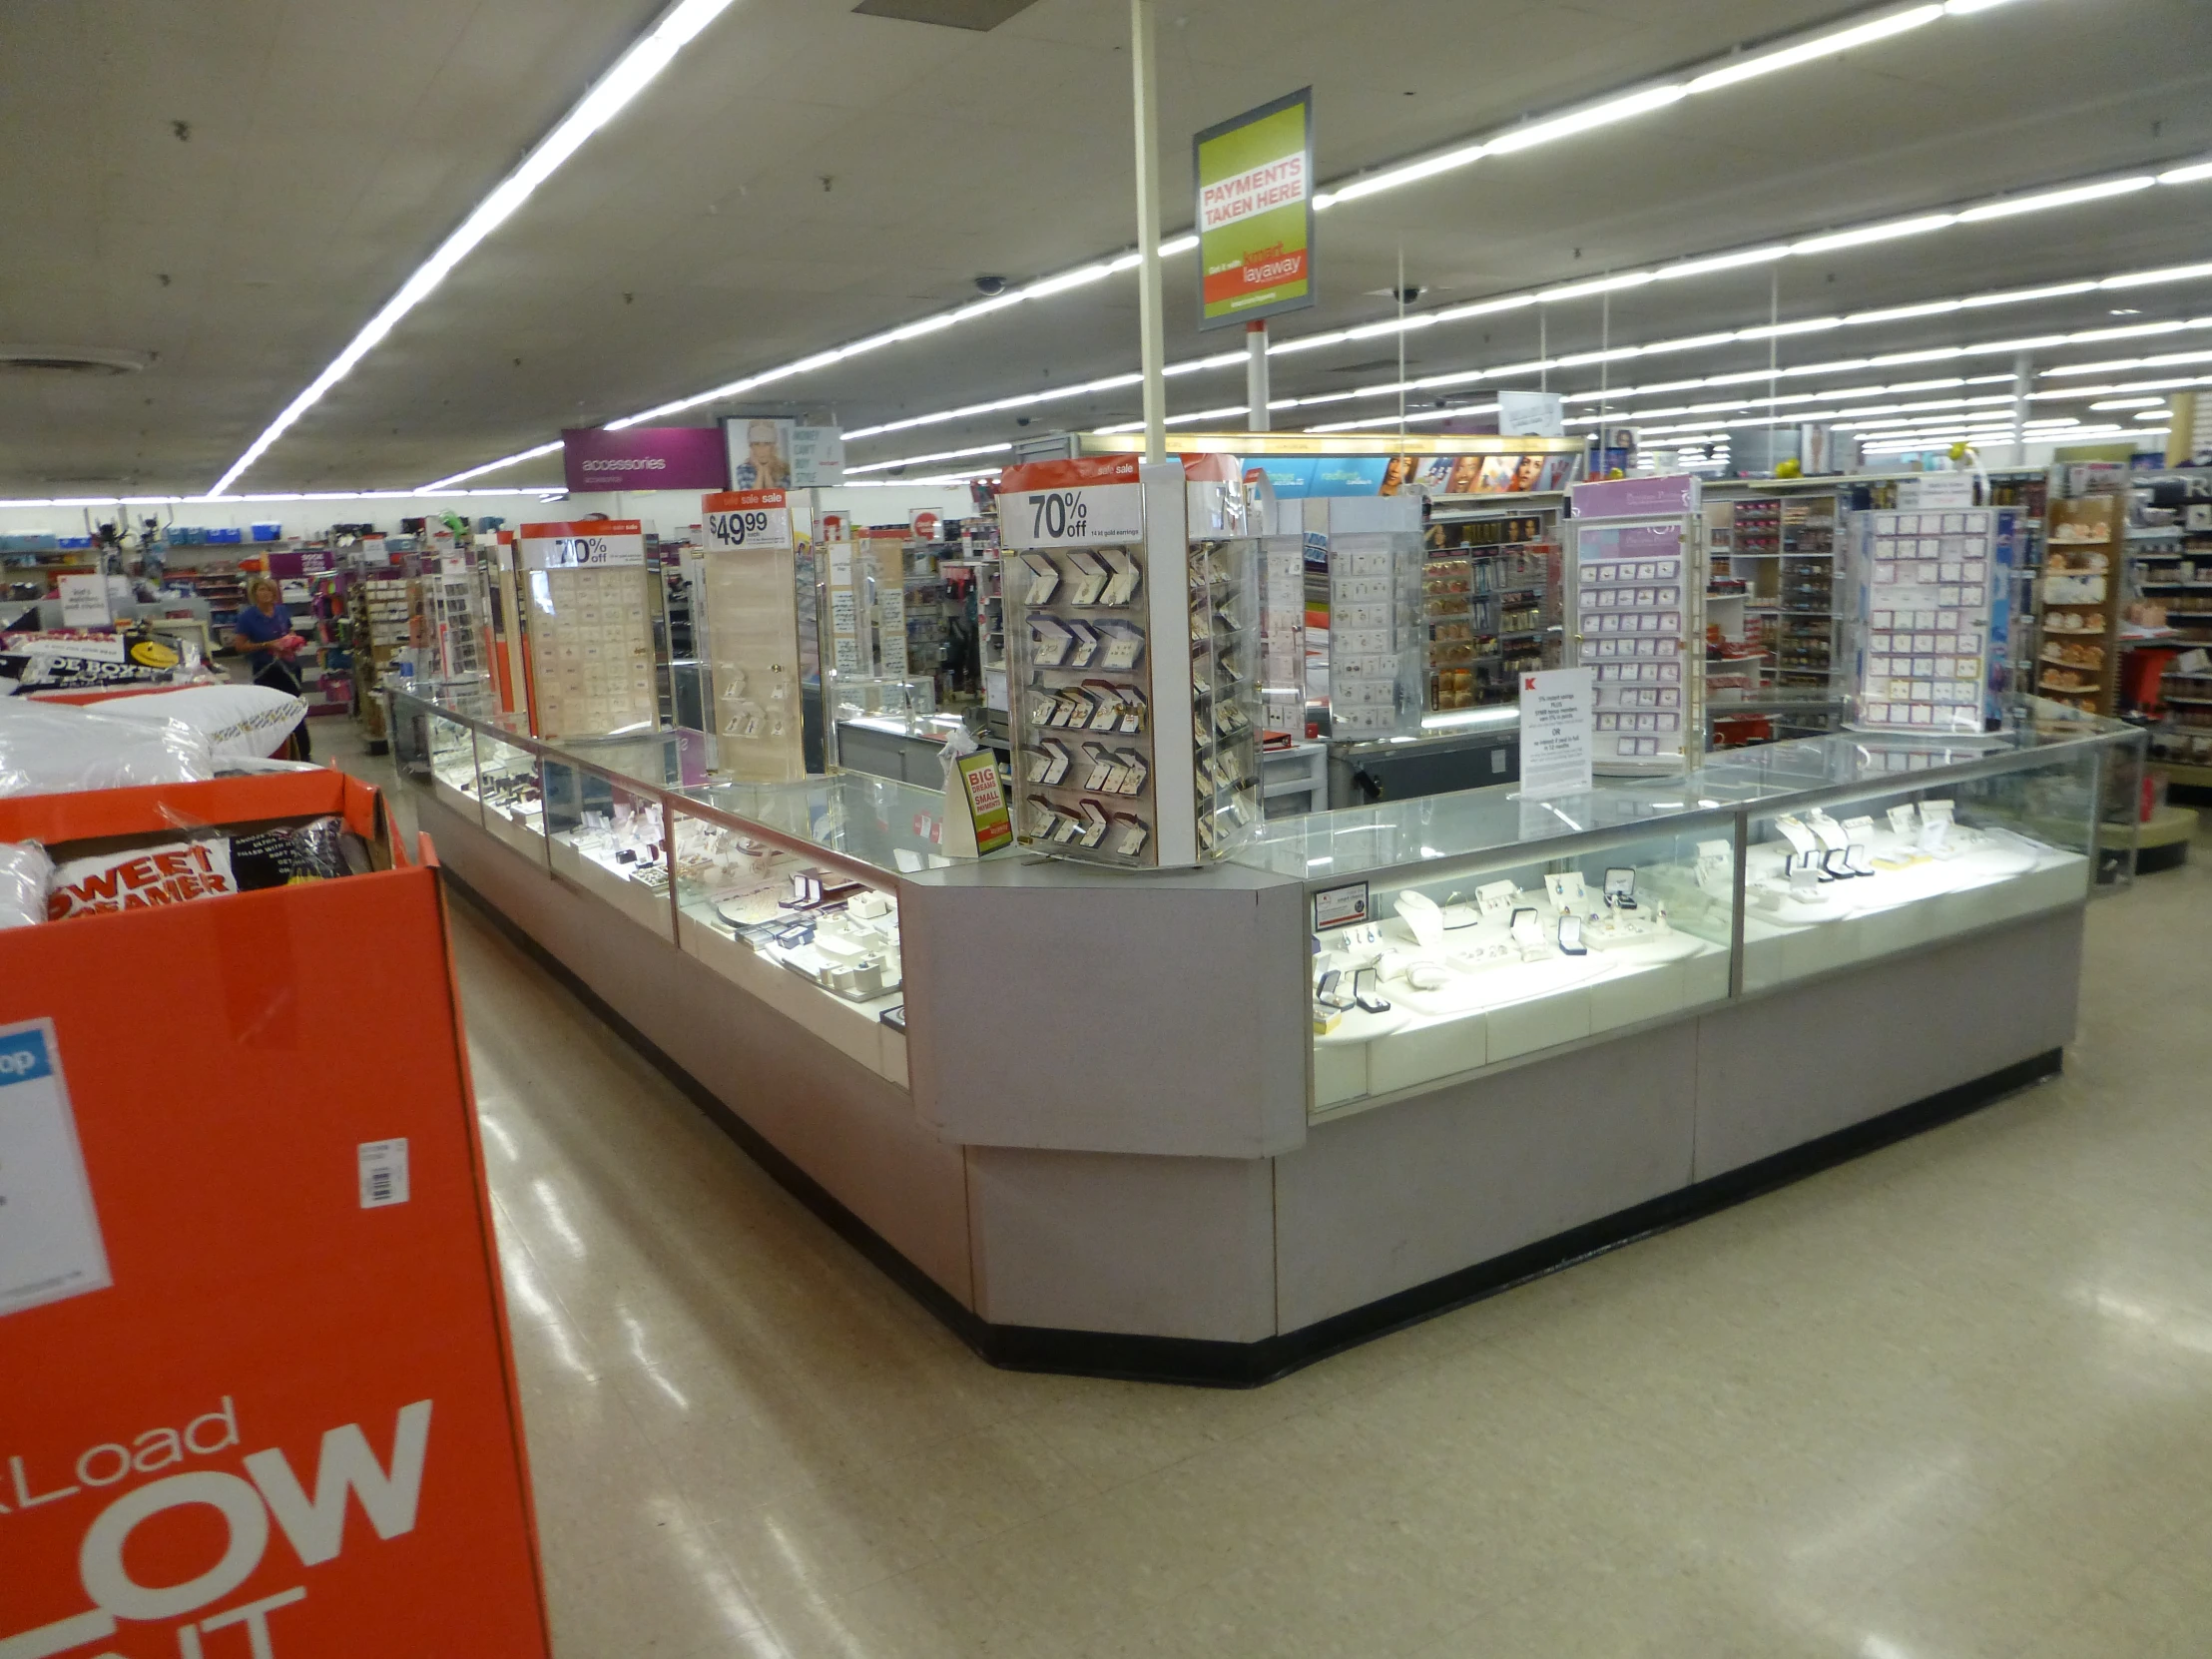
{"left": 1497, "top": 390, "right": 1566, "bottom": 439}
{"left": 1195, "top": 87, "right": 1315, "bottom": 331}
{"left": 562, "top": 427, "right": 728, "bottom": 494}
{"left": 723, "top": 419, "right": 844, "bottom": 490}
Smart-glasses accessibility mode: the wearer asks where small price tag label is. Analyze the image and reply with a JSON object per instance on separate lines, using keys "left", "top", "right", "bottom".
{"left": 358, "top": 1139, "right": 410, "bottom": 1209}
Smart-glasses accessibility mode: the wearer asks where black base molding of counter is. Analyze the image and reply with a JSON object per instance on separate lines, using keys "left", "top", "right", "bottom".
{"left": 442, "top": 870, "right": 2060, "bottom": 1389}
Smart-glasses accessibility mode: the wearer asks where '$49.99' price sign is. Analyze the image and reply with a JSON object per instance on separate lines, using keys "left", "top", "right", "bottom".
{"left": 702, "top": 489, "right": 793, "bottom": 552}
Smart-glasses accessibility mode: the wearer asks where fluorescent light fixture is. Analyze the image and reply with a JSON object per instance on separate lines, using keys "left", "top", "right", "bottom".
{"left": 2134, "top": 408, "right": 2176, "bottom": 419}
{"left": 414, "top": 4, "right": 2208, "bottom": 491}
{"left": 422, "top": 440, "right": 567, "bottom": 491}
{"left": 2103, "top": 262, "right": 2212, "bottom": 290}
{"left": 2090, "top": 396, "right": 2167, "bottom": 409}
{"left": 1847, "top": 300, "right": 1962, "bottom": 324}
{"left": 844, "top": 440, "right": 1012, "bottom": 476}
{"left": 1687, "top": 6, "right": 1942, "bottom": 95}
{"left": 1958, "top": 176, "right": 2154, "bottom": 221}
{"left": 1489, "top": 86, "right": 1686, "bottom": 154}
{"left": 1655, "top": 246, "right": 1792, "bottom": 281}
{"left": 1738, "top": 316, "right": 1844, "bottom": 339}
{"left": 1791, "top": 214, "right": 1956, "bottom": 256}
{"left": 1326, "top": 144, "right": 1487, "bottom": 207}
{"left": 2158, "top": 160, "right": 2212, "bottom": 186}
{"left": 214, "top": 0, "right": 742, "bottom": 495}
{"left": 2043, "top": 349, "right": 2212, "bottom": 376}
{"left": 1539, "top": 273, "right": 1656, "bottom": 304}
{"left": 1963, "top": 279, "right": 2097, "bottom": 307}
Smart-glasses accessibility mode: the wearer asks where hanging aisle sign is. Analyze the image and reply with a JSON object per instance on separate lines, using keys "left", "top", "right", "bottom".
{"left": 1194, "top": 87, "right": 1315, "bottom": 332}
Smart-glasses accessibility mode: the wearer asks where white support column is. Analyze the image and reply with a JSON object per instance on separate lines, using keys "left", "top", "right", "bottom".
{"left": 2009, "top": 350, "right": 2034, "bottom": 468}
{"left": 1130, "top": 0, "right": 1167, "bottom": 465}
{"left": 1246, "top": 320, "right": 1271, "bottom": 432}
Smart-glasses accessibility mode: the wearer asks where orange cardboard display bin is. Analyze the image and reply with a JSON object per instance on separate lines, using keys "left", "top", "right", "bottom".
{"left": 0, "top": 771, "right": 552, "bottom": 1658}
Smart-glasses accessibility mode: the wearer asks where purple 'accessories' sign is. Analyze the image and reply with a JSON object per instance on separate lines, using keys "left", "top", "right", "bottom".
{"left": 563, "top": 427, "right": 729, "bottom": 493}
{"left": 1572, "top": 474, "right": 1699, "bottom": 519}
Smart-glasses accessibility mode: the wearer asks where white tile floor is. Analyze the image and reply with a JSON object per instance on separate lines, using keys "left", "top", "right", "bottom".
{"left": 339, "top": 723, "right": 2212, "bottom": 1657}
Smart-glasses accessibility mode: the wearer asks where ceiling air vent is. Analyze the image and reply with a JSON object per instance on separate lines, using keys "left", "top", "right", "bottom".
{"left": 0, "top": 345, "right": 150, "bottom": 376}
{"left": 850, "top": 0, "right": 1043, "bottom": 29}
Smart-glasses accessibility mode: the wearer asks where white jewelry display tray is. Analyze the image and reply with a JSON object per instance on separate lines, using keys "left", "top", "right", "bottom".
{"left": 1314, "top": 903, "right": 1729, "bottom": 1108}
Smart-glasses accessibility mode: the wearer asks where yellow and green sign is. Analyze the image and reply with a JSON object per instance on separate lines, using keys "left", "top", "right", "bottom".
{"left": 1195, "top": 87, "right": 1315, "bottom": 331}
{"left": 957, "top": 750, "right": 1014, "bottom": 854}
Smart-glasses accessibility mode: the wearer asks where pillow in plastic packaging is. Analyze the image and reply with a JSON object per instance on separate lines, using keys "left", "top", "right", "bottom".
{"left": 47, "top": 837, "right": 238, "bottom": 920}
{"left": 78, "top": 684, "right": 304, "bottom": 760}
{"left": 230, "top": 817, "right": 350, "bottom": 887}
{"left": 0, "top": 698, "right": 214, "bottom": 798}
{"left": 0, "top": 840, "right": 51, "bottom": 928}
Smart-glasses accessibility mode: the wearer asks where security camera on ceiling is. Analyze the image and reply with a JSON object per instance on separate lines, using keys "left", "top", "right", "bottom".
{"left": 974, "top": 276, "right": 1008, "bottom": 296}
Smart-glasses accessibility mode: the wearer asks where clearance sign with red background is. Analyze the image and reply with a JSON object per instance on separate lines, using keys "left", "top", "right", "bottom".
{"left": 1195, "top": 87, "right": 1315, "bottom": 331}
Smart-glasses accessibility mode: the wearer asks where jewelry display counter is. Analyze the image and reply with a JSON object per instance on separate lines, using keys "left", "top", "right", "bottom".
{"left": 390, "top": 687, "right": 2139, "bottom": 1384}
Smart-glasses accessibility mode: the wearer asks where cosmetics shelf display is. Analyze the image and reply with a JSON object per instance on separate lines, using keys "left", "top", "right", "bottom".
{"left": 1703, "top": 487, "right": 1847, "bottom": 697}
{"left": 1421, "top": 501, "right": 1563, "bottom": 711}
{"left": 2037, "top": 494, "right": 2124, "bottom": 718}
{"left": 997, "top": 454, "right": 1262, "bottom": 867}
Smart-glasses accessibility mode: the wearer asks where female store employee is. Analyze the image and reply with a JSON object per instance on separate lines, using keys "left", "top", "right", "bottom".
{"left": 229, "top": 576, "right": 311, "bottom": 760}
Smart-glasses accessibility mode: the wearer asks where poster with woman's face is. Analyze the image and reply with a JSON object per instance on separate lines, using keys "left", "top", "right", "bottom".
{"left": 728, "top": 418, "right": 794, "bottom": 490}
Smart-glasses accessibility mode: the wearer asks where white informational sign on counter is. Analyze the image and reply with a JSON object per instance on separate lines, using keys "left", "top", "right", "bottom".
{"left": 1898, "top": 473, "right": 1976, "bottom": 510}
{"left": 56, "top": 574, "right": 111, "bottom": 629}
{"left": 826, "top": 542, "right": 865, "bottom": 675}
{"left": 1517, "top": 668, "right": 1594, "bottom": 800}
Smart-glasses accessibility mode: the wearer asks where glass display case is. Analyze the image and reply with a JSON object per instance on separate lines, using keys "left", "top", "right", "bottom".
{"left": 474, "top": 724, "right": 548, "bottom": 860}
{"left": 1236, "top": 717, "right": 2141, "bottom": 1117}
{"left": 388, "top": 686, "right": 953, "bottom": 1083}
